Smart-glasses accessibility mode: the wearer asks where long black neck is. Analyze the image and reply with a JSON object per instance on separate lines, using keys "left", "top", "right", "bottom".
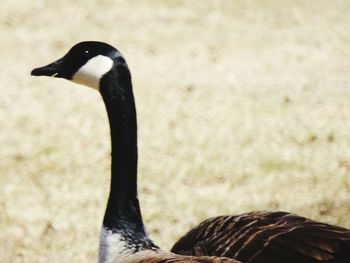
{"left": 99, "top": 57, "right": 156, "bottom": 247}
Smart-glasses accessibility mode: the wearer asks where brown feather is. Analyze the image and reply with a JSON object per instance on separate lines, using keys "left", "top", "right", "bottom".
{"left": 171, "top": 211, "right": 350, "bottom": 263}
{"left": 139, "top": 254, "right": 240, "bottom": 263}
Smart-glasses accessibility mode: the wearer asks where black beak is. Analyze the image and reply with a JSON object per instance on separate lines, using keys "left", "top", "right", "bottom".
{"left": 31, "top": 57, "right": 64, "bottom": 77}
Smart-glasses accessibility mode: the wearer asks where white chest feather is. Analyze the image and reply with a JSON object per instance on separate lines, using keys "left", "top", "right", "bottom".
{"left": 99, "top": 227, "right": 165, "bottom": 263}
{"left": 72, "top": 55, "right": 113, "bottom": 90}
{"left": 99, "top": 227, "right": 132, "bottom": 263}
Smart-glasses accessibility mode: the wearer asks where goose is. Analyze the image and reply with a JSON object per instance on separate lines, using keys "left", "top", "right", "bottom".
{"left": 30, "top": 41, "right": 350, "bottom": 263}
{"left": 31, "top": 41, "right": 240, "bottom": 263}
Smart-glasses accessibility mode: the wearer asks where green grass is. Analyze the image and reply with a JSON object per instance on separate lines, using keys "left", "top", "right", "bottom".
{"left": 1, "top": 0, "right": 350, "bottom": 262}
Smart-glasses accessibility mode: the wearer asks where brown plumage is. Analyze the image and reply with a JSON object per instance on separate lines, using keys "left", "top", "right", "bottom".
{"left": 139, "top": 254, "right": 240, "bottom": 263}
{"left": 171, "top": 211, "right": 350, "bottom": 263}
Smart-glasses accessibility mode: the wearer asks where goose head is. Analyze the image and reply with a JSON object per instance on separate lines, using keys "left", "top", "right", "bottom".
{"left": 31, "top": 41, "right": 124, "bottom": 90}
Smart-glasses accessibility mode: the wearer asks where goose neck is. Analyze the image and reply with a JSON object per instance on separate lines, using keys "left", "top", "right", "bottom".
{"left": 99, "top": 63, "right": 148, "bottom": 239}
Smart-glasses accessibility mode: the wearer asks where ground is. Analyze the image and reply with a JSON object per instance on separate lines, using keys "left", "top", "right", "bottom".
{"left": 1, "top": 1, "right": 350, "bottom": 262}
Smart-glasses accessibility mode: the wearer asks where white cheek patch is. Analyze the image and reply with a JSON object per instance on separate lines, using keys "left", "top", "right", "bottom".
{"left": 72, "top": 55, "right": 114, "bottom": 90}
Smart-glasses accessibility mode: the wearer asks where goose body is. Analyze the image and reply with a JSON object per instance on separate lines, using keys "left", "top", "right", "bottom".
{"left": 172, "top": 211, "right": 350, "bottom": 263}
{"left": 31, "top": 41, "right": 240, "bottom": 263}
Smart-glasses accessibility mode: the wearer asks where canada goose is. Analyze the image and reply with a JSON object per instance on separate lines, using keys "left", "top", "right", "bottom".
{"left": 31, "top": 41, "right": 240, "bottom": 263}
{"left": 172, "top": 211, "right": 350, "bottom": 263}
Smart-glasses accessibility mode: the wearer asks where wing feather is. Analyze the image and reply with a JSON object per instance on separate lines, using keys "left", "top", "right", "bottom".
{"left": 171, "top": 211, "right": 350, "bottom": 263}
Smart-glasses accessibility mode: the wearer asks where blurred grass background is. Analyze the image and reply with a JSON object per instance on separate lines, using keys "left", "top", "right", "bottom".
{"left": 1, "top": 0, "right": 350, "bottom": 262}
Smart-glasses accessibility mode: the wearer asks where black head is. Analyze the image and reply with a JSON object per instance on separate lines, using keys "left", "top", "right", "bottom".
{"left": 31, "top": 41, "right": 123, "bottom": 89}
